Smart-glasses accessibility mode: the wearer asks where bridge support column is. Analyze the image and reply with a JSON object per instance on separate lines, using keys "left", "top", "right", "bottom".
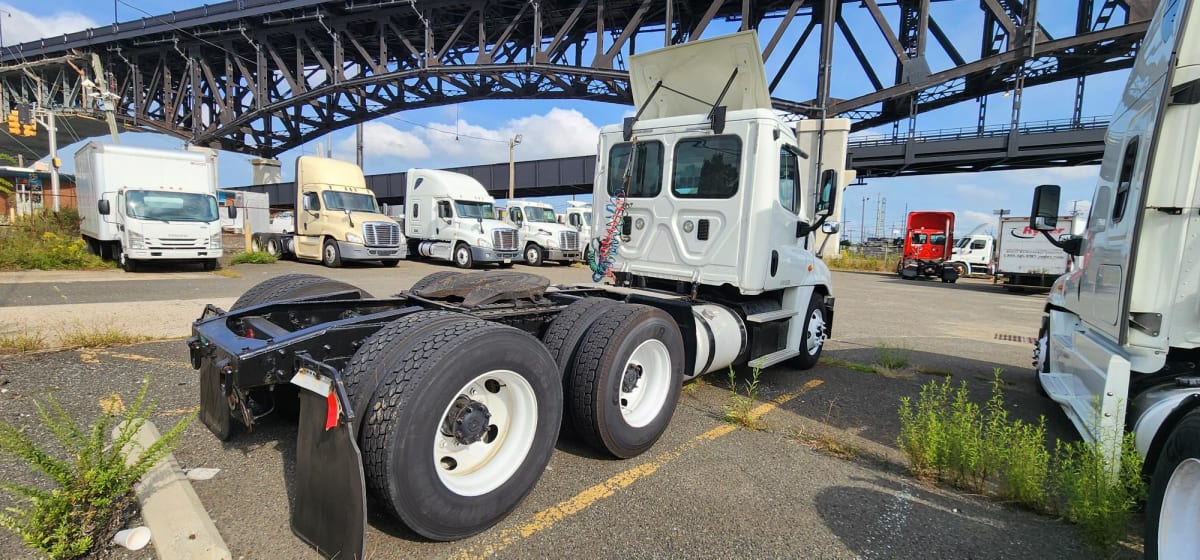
{"left": 251, "top": 158, "right": 282, "bottom": 185}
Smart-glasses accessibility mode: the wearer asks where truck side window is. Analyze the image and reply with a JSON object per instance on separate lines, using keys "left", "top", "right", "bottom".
{"left": 779, "top": 147, "right": 799, "bottom": 213}
{"left": 511, "top": 207, "right": 523, "bottom": 224}
{"left": 971, "top": 240, "right": 986, "bottom": 250}
{"left": 672, "top": 135, "right": 742, "bottom": 199}
{"left": 1112, "top": 137, "right": 1139, "bottom": 224}
{"left": 412, "top": 203, "right": 419, "bottom": 218}
{"left": 608, "top": 141, "right": 664, "bottom": 197}
{"left": 569, "top": 213, "right": 580, "bottom": 227}
{"left": 437, "top": 200, "right": 451, "bottom": 218}
{"left": 302, "top": 192, "right": 320, "bottom": 212}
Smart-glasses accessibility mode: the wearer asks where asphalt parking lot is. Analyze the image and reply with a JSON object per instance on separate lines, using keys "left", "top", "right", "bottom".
{"left": 0, "top": 261, "right": 1141, "bottom": 559}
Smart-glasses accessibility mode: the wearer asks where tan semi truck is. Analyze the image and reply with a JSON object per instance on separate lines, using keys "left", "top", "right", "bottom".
{"left": 250, "top": 156, "right": 404, "bottom": 267}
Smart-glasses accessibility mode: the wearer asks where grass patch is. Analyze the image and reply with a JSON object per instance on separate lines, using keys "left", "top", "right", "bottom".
{"left": 212, "top": 268, "right": 242, "bottom": 278}
{"left": 229, "top": 251, "right": 278, "bottom": 265}
{"left": 875, "top": 342, "right": 912, "bottom": 370}
{"left": 58, "top": 326, "right": 148, "bottom": 349}
{"left": 0, "top": 327, "right": 47, "bottom": 354}
{"left": 819, "top": 357, "right": 879, "bottom": 374}
{"left": 825, "top": 252, "right": 899, "bottom": 273}
{"left": 0, "top": 378, "right": 195, "bottom": 559}
{"left": 897, "top": 370, "right": 1145, "bottom": 554}
{"left": 0, "top": 210, "right": 113, "bottom": 271}
{"left": 722, "top": 366, "right": 765, "bottom": 431}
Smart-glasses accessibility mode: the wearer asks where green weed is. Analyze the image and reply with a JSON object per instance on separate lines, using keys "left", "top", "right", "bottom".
{"left": 0, "top": 210, "right": 112, "bottom": 271}
{"left": 875, "top": 342, "right": 913, "bottom": 371}
{"left": 722, "top": 366, "right": 765, "bottom": 430}
{"left": 0, "top": 327, "right": 47, "bottom": 354}
{"left": 229, "top": 251, "right": 279, "bottom": 265}
{"left": 0, "top": 378, "right": 195, "bottom": 559}
{"left": 825, "top": 252, "right": 899, "bottom": 273}
{"left": 57, "top": 326, "right": 149, "bottom": 349}
{"left": 1055, "top": 432, "right": 1146, "bottom": 554}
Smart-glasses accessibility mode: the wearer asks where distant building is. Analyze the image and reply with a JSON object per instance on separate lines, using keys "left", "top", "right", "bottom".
{"left": 0, "top": 166, "right": 77, "bottom": 220}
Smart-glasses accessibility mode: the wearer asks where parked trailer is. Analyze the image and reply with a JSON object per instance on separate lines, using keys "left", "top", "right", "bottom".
{"left": 188, "top": 30, "right": 850, "bottom": 559}
{"left": 996, "top": 215, "right": 1076, "bottom": 290}
{"left": 1029, "top": 0, "right": 1200, "bottom": 556}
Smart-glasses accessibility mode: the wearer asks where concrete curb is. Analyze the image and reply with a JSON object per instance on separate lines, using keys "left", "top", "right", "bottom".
{"left": 114, "top": 420, "right": 232, "bottom": 560}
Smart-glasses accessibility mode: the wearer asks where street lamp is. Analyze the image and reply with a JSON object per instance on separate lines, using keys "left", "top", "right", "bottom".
{"left": 507, "top": 134, "right": 523, "bottom": 201}
{"left": 860, "top": 196, "right": 870, "bottom": 244}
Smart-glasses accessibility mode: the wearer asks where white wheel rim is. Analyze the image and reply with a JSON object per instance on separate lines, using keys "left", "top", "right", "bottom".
{"left": 457, "top": 247, "right": 469, "bottom": 265}
{"left": 325, "top": 245, "right": 335, "bottom": 262}
{"left": 527, "top": 247, "right": 538, "bottom": 262}
{"left": 619, "top": 339, "right": 672, "bottom": 428}
{"left": 1160, "top": 457, "right": 1200, "bottom": 557}
{"left": 806, "top": 308, "right": 826, "bottom": 355}
{"left": 1036, "top": 332, "right": 1048, "bottom": 372}
{"left": 434, "top": 369, "right": 538, "bottom": 497}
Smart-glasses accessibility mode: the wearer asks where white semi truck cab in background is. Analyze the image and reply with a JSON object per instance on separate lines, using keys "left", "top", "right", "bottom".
{"left": 1029, "top": 1, "right": 1200, "bottom": 556}
{"left": 565, "top": 201, "right": 594, "bottom": 262}
{"left": 404, "top": 169, "right": 522, "bottom": 268}
{"left": 75, "top": 143, "right": 222, "bottom": 272}
{"left": 504, "top": 200, "right": 582, "bottom": 266}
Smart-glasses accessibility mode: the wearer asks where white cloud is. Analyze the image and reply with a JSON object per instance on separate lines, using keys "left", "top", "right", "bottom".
{"left": 0, "top": 5, "right": 97, "bottom": 45}
{"left": 954, "top": 183, "right": 1005, "bottom": 201}
{"left": 958, "top": 210, "right": 996, "bottom": 232}
{"left": 336, "top": 121, "right": 431, "bottom": 160}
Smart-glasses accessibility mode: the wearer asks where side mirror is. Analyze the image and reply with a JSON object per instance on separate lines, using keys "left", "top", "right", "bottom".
{"left": 820, "top": 221, "right": 841, "bottom": 234}
{"left": 229, "top": 205, "right": 238, "bottom": 219}
{"left": 816, "top": 169, "right": 838, "bottom": 217}
{"left": 98, "top": 199, "right": 110, "bottom": 215}
{"left": 1030, "top": 184, "right": 1061, "bottom": 231}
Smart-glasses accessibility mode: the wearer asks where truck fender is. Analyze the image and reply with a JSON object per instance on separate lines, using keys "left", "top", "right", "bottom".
{"left": 1138, "top": 393, "right": 1200, "bottom": 478}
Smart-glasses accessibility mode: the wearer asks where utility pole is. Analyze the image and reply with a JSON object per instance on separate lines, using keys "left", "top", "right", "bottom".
{"left": 507, "top": 134, "right": 523, "bottom": 200}
{"left": 355, "top": 123, "right": 364, "bottom": 168}
{"left": 860, "top": 196, "right": 870, "bottom": 244}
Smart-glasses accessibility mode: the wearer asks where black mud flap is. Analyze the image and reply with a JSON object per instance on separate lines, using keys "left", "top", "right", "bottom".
{"left": 199, "top": 361, "right": 233, "bottom": 441}
{"left": 290, "top": 362, "right": 367, "bottom": 560}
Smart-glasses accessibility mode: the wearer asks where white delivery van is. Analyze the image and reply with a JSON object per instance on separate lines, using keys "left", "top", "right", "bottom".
{"left": 75, "top": 143, "right": 222, "bottom": 272}
{"left": 404, "top": 169, "right": 522, "bottom": 268}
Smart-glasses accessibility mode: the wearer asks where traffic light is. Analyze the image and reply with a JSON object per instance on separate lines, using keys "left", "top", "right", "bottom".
{"left": 6, "top": 110, "right": 18, "bottom": 135}
{"left": 16, "top": 103, "right": 31, "bottom": 125}
{"left": 21, "top": 120, "right": 36, "bottom": 137}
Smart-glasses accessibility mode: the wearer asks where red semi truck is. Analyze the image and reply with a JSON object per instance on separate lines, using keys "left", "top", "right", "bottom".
{"left": 897, "top": 211, "right": 957, "bottom": 283}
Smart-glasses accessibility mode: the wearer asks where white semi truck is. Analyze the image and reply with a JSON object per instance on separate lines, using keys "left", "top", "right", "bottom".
{"left": 564, "top": 201, "right": 594, "bottom": 262}
{"left": 75, "top": 143, "right": 222, "bottom": 272}
{"left": 404, "top": 169, "right": 522, "bottom": 268}
{"left": 187, "top": 30, "right": 848, "bottom": 558}
{"left": 1029, "top": 0, "right": 1199, "bottom": 556}
{"left": 503, "top": 200, "right": 582, "bottom": 266}
{"left": 947, "top": 232, "right": 995, "bottom": 276}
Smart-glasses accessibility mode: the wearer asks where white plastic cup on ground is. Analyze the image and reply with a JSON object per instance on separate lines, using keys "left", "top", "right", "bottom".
{"left": 113, "top": 526, "right": 152, "bottom": 551}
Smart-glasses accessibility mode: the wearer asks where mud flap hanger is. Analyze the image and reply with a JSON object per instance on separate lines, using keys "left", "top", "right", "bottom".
{"left": 289, "top": 353, "right": 367, "bottom": 560}
{"left": 622, "top": 68, "right": 741, "bottom": 142}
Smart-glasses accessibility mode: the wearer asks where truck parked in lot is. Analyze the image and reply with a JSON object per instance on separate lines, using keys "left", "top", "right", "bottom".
{"left": 404, "top": 169, "right": 522, "bottom": 268}
{"left": 1030, "top": 1, "right": 1200, "bottom": 556}
{"left": 897, "top": 211, "right": 956, "bottom": 282}
{"left": 564, "top": 201, "right": 594, "bottom": 262}
{"left": 187, "top": 30, "right": 849, "bottom": 559}
{"left": 947, "top": 232, "right": 994, "bottom": 277}
{"left": 250, "top": 156, "right": 404, "bottom": 267}
{"left": 996, "top": 215, "right": 1076, "bottom": 290}
{"left": 503, "top": 200, "right": 581, "bottom": 266}
{"left": 75, "top": 143, "right": 222, "bottom": 272}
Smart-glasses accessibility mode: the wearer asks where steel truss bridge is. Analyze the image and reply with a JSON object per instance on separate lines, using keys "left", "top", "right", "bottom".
{"left": 0, "top": 0, "right": 1157, "bottom": 176}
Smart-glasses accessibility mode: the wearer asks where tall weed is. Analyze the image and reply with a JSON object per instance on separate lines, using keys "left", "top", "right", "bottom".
{"left": 0, "top": 210, "right": 111, "bottom": 270}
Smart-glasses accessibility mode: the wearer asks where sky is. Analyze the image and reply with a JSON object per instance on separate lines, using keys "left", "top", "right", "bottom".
{"left": 3, "top": 0, "right": 1132, "bottom": 237}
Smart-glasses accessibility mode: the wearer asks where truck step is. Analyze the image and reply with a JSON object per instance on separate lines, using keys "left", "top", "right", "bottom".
{"left": 749, "top": 349, "right": 801, "bottom": 369}
{"left": 745, "top": 309, "right": 798, "bottom": 323}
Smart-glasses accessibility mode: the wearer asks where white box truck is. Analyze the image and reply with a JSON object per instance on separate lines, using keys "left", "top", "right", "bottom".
{"left": 996, "top": 215, "right": 1076, "bottom": 289}
{"left": 404, "top": 169, "right": 522, "bottom": 268}
{"left": 502, "top": 200, "right": 582, "bottom": 266}
{"left": 1029, "top": 0, "right": 1200, "bottom": 556}
{"left": 75, "top": 143, "right": 222, "bottom": 272}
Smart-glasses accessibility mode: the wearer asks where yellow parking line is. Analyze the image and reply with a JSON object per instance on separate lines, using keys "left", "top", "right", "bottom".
{"left": 452, "top": 378, "right": 824, "bottom": 559}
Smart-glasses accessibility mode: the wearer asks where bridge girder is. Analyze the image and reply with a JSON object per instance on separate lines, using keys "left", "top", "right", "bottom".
{"left": 0, "top": 0, "right": 1156, "bottom": 158}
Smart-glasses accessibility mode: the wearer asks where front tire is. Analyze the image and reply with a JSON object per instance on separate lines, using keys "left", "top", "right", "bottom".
{"left": 524, "top": 244, "right": 544, "bottom": 267}
{"left": 1147, "top": 409, "right": 1200, "bottom": 560}
{"left": 788, "top": 293, "right": 827, "bottom": 370}
{"left": 322, "top": 239, "right": 342, "bottom": 268}
{"left": 453, "top": 243, "right": 474, "bottom": 269}
{"left": 566, "top": 304, "right": 684, "bottom": 458}
{"left": 118, "top": 246, "right": 138, "bottom": 272}
{"left": 203, "top": 259, "right": 217, "bottom": 271}
{"left": 1033, "top": 315, "right": 1050, "bottom": 397}
{"left": 360, "top": 320, "right": 561, "bottom": 540}
{"left": 380, "top": 259, "right": 401, "bottom": 267}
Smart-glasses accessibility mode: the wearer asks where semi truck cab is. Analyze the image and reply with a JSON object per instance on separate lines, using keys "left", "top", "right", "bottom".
{"left": 404, "top": 169, "right": 522, "bottom": 268}
{"left": 504, "top": 200, "right": 581, "bottom": 266}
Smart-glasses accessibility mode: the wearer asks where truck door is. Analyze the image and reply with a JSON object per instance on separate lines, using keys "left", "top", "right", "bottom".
{"left": 295, "top": 189, "right": 323, "bottom": 259}
{"left": 762, "top": 144, "right": 805, "bottom": 290}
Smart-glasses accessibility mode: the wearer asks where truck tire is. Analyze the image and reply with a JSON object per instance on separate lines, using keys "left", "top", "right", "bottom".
{"left": 524, "top": 243, "right": 544, "bottom": 267}
{"left": 118, "top": 246, "right": 138, "bottom": 272}
{"left": 408, "top": 271, "right": 461, "bottom": 293}
{"left": 360, "top": 320, "right": 561, "bottom": 540}
{"left": 251, "top": 237, "right": 263, "bottom": 253}
{"left": 231, "top": 273, "right": 373, "bottom": 311}
{"left": 266, "top": 237, "right": 282, "bottom": 257}
{"left": 203, "top": 259, "right": 217, "bottom": 271}
{"left": 381, "top": 259, "right": 401, "bottom": 267}
{"left": 567, "top": 304, "right": 684, "bottom": 458}
{"left": 950, "top": 262, "right": 968, "bottom": 277}
{"left": 322, "top": 238, "right": 343, "bottom": 267}
{"left": 453, "top": 243, "right": 474, "bottom": 269}
{"left": 1032, "top": 315, "right": 1050, "bottom": 397}
{"left": 1146, "top": 409, "right": 1200, "bottom": 560}
{"left": 540, "top": 297, "right": 620, "bottom": 432}
{"left": 788, "top": 293, "right": 827, "bottom": 370}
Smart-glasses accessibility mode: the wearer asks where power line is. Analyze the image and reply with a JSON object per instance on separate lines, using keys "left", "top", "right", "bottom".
{"left": 379, "top": 113, "right": 509, "bottom": 144}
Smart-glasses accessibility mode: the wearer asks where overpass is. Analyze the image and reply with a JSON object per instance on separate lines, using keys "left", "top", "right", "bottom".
{"left": 229, "top": 117, "right": 1108, "bottom": 206}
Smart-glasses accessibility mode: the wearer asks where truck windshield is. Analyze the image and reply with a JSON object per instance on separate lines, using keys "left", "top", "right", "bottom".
{"left": 455, "top": 201, "right": 495, "bottom": 219}
{"left": 583, "top": 211, "right": 592, "bottom": 227}
{"left": 930, "top": 234, "right": 947, "bottom": 245}
{"left": 525, "top": 206, "right": 558, "bottom": 223}
{"left": 125, "top": 191, "right": 218, "bottom": 222}
{"left": 955, "top": 237, "right": 971, "bottom": 248}
{"left": 911, "top": 233, "right": 927, "bottom": 244}
{"left": 322, "top": 191, "right": 379, "bottom": 212}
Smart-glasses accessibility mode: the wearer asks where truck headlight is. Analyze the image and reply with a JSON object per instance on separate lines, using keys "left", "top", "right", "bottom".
{"left": 209, "top": 233, "right": 222, "bottom": 249}
{"left": 476, "top": 237, "right": 492, "bottom": 248}
{"left": 345, "top": 233, "right": 363, "bottom": 244}
{"left": 546, "top": 236, "right": 558, "bottom": 248}
{"left": 128, "top": 231, "right": 146, "bottom": 250}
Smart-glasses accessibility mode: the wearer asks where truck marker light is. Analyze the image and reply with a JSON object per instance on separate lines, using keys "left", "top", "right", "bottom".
{"left": 326, "top": 392, "right": 340, "bottom": 431}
